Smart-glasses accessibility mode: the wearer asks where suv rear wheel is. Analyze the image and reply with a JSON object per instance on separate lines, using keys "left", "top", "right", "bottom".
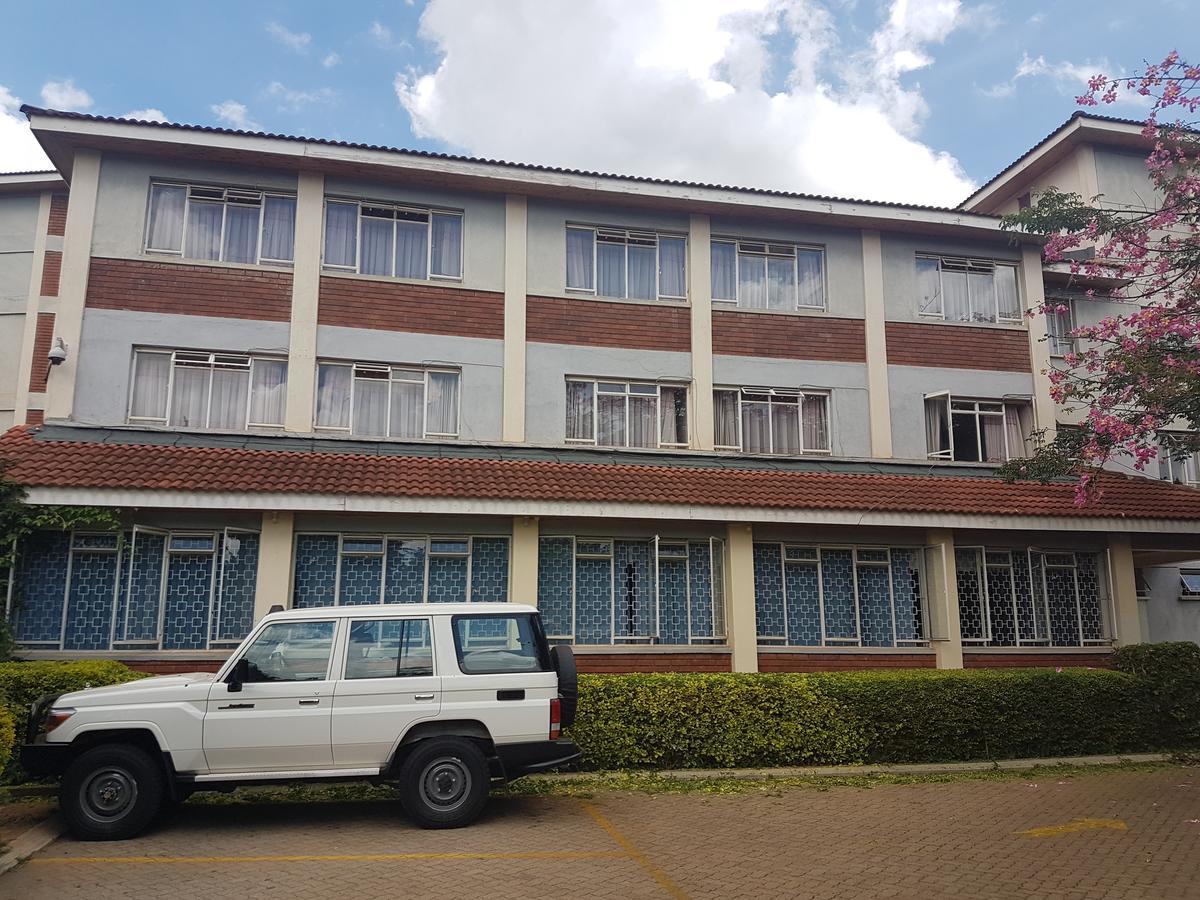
{"left": 61, "top": 744, "right": 165, "bottom": 841}
{"left": 399, "top": 737, "right": 489, "bottom": 829}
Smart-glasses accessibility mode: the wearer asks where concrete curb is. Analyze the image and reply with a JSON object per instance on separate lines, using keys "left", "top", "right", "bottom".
{"left": 538, "top": 752, "right": 1176, "bottom": 782}
{"left": 0, "top": 813, "right": 64, "bottom": 876}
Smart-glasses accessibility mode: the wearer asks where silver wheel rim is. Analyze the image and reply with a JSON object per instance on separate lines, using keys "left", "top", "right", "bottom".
{"left": 80, "top": 766, "right": 139, "bottom": 823}
{"left": 419, "top": 756, "right": 472, "bottom": 812}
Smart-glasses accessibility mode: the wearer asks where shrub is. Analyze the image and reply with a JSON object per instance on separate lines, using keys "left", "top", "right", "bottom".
{"left": 1113, "top": 642, "right": 1200, "bottom": 747}
{"left": 0, "top": 706, "right": 14, "bottom": 774}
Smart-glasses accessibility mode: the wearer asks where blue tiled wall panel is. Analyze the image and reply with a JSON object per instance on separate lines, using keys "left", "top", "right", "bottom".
{"left": 784, "top": 562, "right": 822, "bottom": 645}
{"left": 657, "top": 557, "right": 689, "bottom": 645}
{"left": 14, "top": 531, "right": 70, "bottom": 644}
{"left": 339, "top": 554, "right": 384, "bottom": 605}
{"left": 384, "top": 539, "right": 426, "bottom": 603}
{"left": 857, "top": 563, "right": 893, "bottom": 647}
{"left": 123, "top": 532, "right": 166, "bottom": 641}
{"left": 214, "top": 532, "right": 259, "bottom": 641}
{"left": 890, "top": 550, "right": 923, "bottom": 642}
{"left": 293, "top": 535, "right": 338, "bottom": 608}
{"left": 537, "top": 538, "right": 574, "bottom": 639}
{"left": 470, "top": 538, "right": 510, "bottom": 603}
{"left": 428, "top": 555, "right": 468, "bottom": 602}
{"left": 820, "top": 549, "right": 857, "bottom": 640}
{"left": 753, "top": 543, "right": 785, "bottom": 640}
{"left": 63, "top": 550, "right": 120, "bottom": 650}
{"left": 162, "top": 554, "right": 214, "bottom": 650}
{"left": 575, "top": 556, "right": 612, "bottom": 645}
{"left": 687, "top": 541, "right": 714, "bottom": 639}
{"left": 613, "top": 540, "right": 654, "bottom": 638}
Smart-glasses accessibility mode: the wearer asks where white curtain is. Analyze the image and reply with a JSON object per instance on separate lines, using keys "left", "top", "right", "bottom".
{"left": 360, "top": 217, "right": 394, "bottom": 276}
{"left": 389, "top": 379, "right": 424, "bottom": 438}
{"left": 565, "top": 229, "right": 594, "bottom": 290}
{"left": 169, "top": 365, "right": 210, "bottom": 427}
{"left": 209, "top": 367, "right": 249, "bottom": 429}
{"left": 738, "top": 255, "right": 767, "bottom": 309}
{"left": 565, "top": 381, "right": 593, "bottom": 441}
{"left": 658, "top": 387, "right": 687, "bottom": 445}
{"left": 185, "top": 200, "right": 223, "bottom": 261}
{"left": 796, "top": 249, "right": 824, "bottom": 309}
{"left": 968, "top": 270, "right": 996, "bottom": 322}
{"left": 627, "top": 395, "right": 657, "bottom": 448}
{"left": 942, "top": 269, "right": 970, "bottom": 322}
{"left": 713, "top": 390, "right": 739, "bottom": 447}
{"left": 261, "top": 196, "right": 296, "bottom": 262}
{"left": 597, "top": 242, "right": 626, "bottom": 298}
{"left": 597, "top": 393, "right": 626, "bottom": 446}
{"left": 395, "top": 220, "right": 427, "bottom": 279}
{"left": 324, "top": 202, "right": 357, "bottom": 267}
{"left": 710, "top": 242, "right": 736, "bottom": 301}
{"left": 924, "top": 395, "right": 950, "bottom": 457}
{"left": 315, "top": 364, "right": 352, "bottom": 428}
{"left": 353, "top": 377, "right": 389, "bottom": 437}
{"left": 249, "top": 360, "right": 287, "bottom": 426}
{"left": 147, "top": 185, "right": 186, "bottom": 252}
{"left": 771, "top": 402, "right": 801, "bottom": 454}
{"left": 1004, "top": 403, "right": 1034, "bottom": 458}
{"left": 425, "top": 372, "right": 459, "bottom": 436}
{"left": 740, "top": 401, "right": 770, "bottom": 452}
{"left": 430, "top": 214, "right": 461, "bottom": 278}
{"left": 980, "top": 413, "right": 1006, "bottom": 462}
{"left": 130, "top": 352, "right": 171, "bottom": 420}
{"left": 802, "top": 395, "right": 829, "bottom": 452}
{"left": 658, "top": 237, "right": 686, "bottom": 298}
{"left": 916, "top": 257, "right": 942, "bottom": 316}
{"left": 995, "top": 266, "right": 1020, "bottom": 319}
{"left": 767, "top": 257, "right": 796, "bottom": 310}
{"left": 628, "top": 245, "right": 656, "bottom": 300}
{"left": 222, "top": 204, "right": 259, "bottom": 264}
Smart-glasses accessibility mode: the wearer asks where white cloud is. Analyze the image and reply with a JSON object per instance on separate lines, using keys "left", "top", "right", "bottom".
{"left": 0, "top": 85, "right": 52, "bottom": 172}
{"left": 266, "top": 22, "right": 311, "bottom": 53}
{"left": 210, "top": 100, "right": 259, "bottom": 130}
{"left": 40, "top": 78, "right": 93, "bottom": 111}
{"left": 370, "top": 20, "right": 410, "bottom": 51}
{"left": 265, "top": 81, "right": 336, "bottom": 112}
{"left": 1027, "top": 12, "right": 1045, "bottom": 25}
{"left": 983, "top": 53, "right": 1115, "bottom": 101}
{"left": 322, "top": 51, "right": 341, "bottom": 68}
{"left": 121, "top": 108, "right": 169, "bottom": 123}
{"left": 394, "top": 0, "right": 974, "bottom": 206}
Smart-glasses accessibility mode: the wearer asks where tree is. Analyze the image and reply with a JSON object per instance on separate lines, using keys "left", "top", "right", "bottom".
{"left": 997, "top": 51, "right": 1200, "bottom": 504}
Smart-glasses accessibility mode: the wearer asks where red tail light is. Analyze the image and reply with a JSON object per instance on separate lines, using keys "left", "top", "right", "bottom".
{"left": 550, "top": 697, "right": 562, "bottom": 740}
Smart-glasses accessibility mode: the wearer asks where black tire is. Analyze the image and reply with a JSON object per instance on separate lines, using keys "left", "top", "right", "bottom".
{"left": 551, "top": 644, "right": 578, "bottom": 727}
{"left": 60, "top": 744, "right": 165, "bottom": 841}
{"left": 399, "top": 738, "right": 489, "bottom": 829}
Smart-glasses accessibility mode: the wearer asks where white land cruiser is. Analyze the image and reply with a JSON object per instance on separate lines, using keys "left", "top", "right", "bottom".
{"left": 21, "top": 603, "right": 580, "bottom": 840}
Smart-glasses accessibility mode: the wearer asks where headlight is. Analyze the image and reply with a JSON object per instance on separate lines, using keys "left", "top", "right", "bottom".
{"left": 39, "top": 708, "right": 75, "bottom": 735}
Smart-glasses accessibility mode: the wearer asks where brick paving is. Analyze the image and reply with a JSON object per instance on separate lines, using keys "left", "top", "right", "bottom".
{"left": 5, "top": 767, "right": 1200, "bottom": 899}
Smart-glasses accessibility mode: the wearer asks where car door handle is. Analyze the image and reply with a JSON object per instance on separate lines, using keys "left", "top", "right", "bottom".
{"left": 414, "top": 693, "right": 435, "bottom": 701}
{"left": 298, "top": 698, "right": 321, "bottom": 706}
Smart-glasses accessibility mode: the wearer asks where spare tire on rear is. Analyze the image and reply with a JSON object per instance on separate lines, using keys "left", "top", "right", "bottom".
{"left": 550, "top": 644, "right": 578, "bottom": 727}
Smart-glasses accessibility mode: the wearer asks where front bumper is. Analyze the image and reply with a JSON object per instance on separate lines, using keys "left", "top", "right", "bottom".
{"left": 494, "top": 739, "right": 581, "bottom": 780}
{"left": 20, "top": 742, "right": 71, "bottom": 778}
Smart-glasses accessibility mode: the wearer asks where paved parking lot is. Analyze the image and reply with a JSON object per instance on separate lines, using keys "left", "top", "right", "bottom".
{"left": 5, "top": 766, "right": 1200, "bottom": 899}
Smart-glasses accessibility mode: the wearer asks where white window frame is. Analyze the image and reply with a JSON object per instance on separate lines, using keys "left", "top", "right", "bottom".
{"left": 1046, "top": 298, "right": 1076, "bottom": 357}
{"left": 916, "top": 254, "right": 1021, "bottom": 324}
{"left": 126, "top": 348, "right": 288, "bottom": 431}
{"left": 1158, "top": 440, "right": 1200, "bottom": 487}
{"left": 565, "top": 378, "right": 689, "bottom": 450}
{"left": 924, "top": 392, "right": 1032, "bottom": 463}
{"left": 314, "top": 361, "right": 461, "bottom": 441}
{"left": 144, "top": 182, "right": 296, "bottom": 266}
{"left": 713, "top": 387, "right": 831, "bottom": 455}
{"left": 321, "top": 198, "right": 464, "bottom": 281}
{"left": 710, "top": 238, "right": 827, "bottom": 311}
{"left": 1028, "top": 549, "right": 1113, "bottom": 647}
{"left": 1180, "top": 570, "right": 1200, "bottom": 597}
{"left": 564, "top": 224, "right": 687, "bottom": 301}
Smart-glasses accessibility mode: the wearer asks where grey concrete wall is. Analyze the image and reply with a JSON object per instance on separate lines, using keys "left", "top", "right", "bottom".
{"left": 525, "top": 341, "right": 692, "bottom": 445}
{"left": 1094, "top": 147, "right": 1160, "bottom": 211}
{"left": 540, "top": 517, "right": 724, "bottom": 540}
{"left": 123, "top": 509, "right": 265, "bottom": 531}
{"left": 293, "top": 512, "right": 512, "bottom": 535}
{"left": 712, "top": 355, "right": 871, "bottom": 457}
{"left": 0, "top": 193, "right": 38, "bottom": 254}
{"left": 316, "top": 323, "right": 503, "bottom": 442}
{"left": 881, "top": 232, "right": 1024, "bottom": 323}
{"left": 1141, "top": 565, "right": 1200, "bottom": 643}
{"left": 887, "top": 364, "right": 1036, "bottom": 461}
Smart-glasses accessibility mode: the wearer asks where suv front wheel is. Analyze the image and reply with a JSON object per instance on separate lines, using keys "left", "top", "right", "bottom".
{"left": 399, "top": 737, "right": 489, "bottom": 829}
{"left": 61, "top": 743, "right": 165, "bottom": 841}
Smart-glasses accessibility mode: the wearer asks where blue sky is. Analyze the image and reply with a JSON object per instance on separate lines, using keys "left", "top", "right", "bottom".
{"left": 0, "top": 0, "right": 1190, "bottom": 206}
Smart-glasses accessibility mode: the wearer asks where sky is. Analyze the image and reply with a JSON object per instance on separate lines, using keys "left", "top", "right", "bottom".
{"left": 0, "top": 0, "right": 1190, "bottom": 207}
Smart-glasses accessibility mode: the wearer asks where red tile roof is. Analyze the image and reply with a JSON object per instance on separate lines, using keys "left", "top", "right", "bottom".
{"left": 3, "top": 426, "right": 1199, "bottom": 521}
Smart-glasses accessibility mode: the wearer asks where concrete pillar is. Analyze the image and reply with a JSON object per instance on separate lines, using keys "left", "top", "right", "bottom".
{"left": 502, "top": 195, "right": 528, "bottom": 442}
{"left": 14, "top": 191, "right": 52, "bottom": 424}
{"left": 283, "top": 171, "right": 325, "bottom": 433}
{"left": 1019, "top": 244, "right": 1056, "bottom": 444}
{"left": 861, "top": 230, "right": 893, "bottom": 458}
{"left": 925, "top": 529, "right": 964, "bottom": 669}
{"left": 1108, "top": 534, "right": 1144, "bottom": 645}
{"left": 253, "top": 511, "right": 295, "bottom": 621}
{"left": 725, "top": 524, "right": 759, "bottom": 673}
{"left": 45, "top": 150, "right": 101, "bottom": 422}
{"left": 510, "top": 516, "right": 539, "bottom": 604}
{"left": 688, "top": 214, "right": 715, "bottom": 451}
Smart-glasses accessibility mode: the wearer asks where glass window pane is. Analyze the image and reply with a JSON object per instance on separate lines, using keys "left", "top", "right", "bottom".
{"left": 185, "top": 200, "right": 223, "bottom": 261}
{"left": 395, "top": 220, "right": 428, "bottom": 279}
{"left": 169, "top": 364, "right": 211, "bottom": 428}
{"left": 565, "top": 381, "right": 593, "bottom": 441}
{"left": 249, "top": 359, "right": 287, "bottom": 426}
{"left": 925, "top": 395, "right": 951, "bottom": 457}
{"left": 767, "top": 256, "right": 796, "bottom": 310}
{"left": 658, "top": 236, "right": 686, "bottom": 298}
{"left": 710, "top": 241, "right": 736, "bottom": 301}
{"left": 980, "top": 411, "right": 1006, "bottom": 462}
{"left": 741, "top": 401, "right": 770, "bottom": 452}
{"left": 261, "top": 196, "right": 296, "bottom": 262}
{"left": 597, "top": 242, "right": 626, "bottom": 298}
{"left": 223, "top": 203, "right": 259, "bottom": 264}
{"left": 951, "top": 410, "right": 981, "bottom": 461}
{"left": 208, "top": 367, "right": 250, "bottom": 430}
{"left": 942, "top": 269, "right": 970, "bottom": 322}
{"left": 430, "top": 213, "right": 462, "bottom": 278}
{"left": 389, "top": 380, "right": 424, "bottom": 438}
{"left": 597, "top": 393, "right": 626, "bottom": 446}
{"left": 796, "top": 249, "right": 824, "bottom": 308}
{"left": 566, "top": 228, "right": 594, "bottom": 290}
{"left": 129, "top": 351, "right": 171, "bottom": 420}
{"left": 345, "top": 619, "right": 433, "bottom": 680}
{"left": 452, "top": 614, "right": 549, "bottom": 673}
{"left": 659, "top": 386, "right": 688, "bottom": 446}
{"left": 802, "top": 395, "right": 829, "bottom": 451}
{"left": 315, "top": 364, "right": 353, "bottom": 428}
{"left": 968, "top": 270, "right": 996, "bottom": 323}
{"left": 352, "top": 377, "right": 389, "bottom": 437}
{"left": 771, "top": 402, "right": 801, "bottom": 454}
{"left": 360, "top": 216, "right": 394, "bottom": 276}
{"left": 995, "top": 265, "right": 1020, "bottom": 319}
{"left": 425, "top": 371, "right": 459, "bottom": 436}
{"left": 713, "top": 390, "right": 739, "bottom": 447}
{"left": 627, "top": 395, "right": 657, "bottom": 448}
{"left": 738, "top": 254, "right": 767, "bottom": 309}
{"left": 324, "top": 201, "right": 358, "bottom": 267}
{"left": 241, "top": 621, "right": 335, "bottom": 682}
{"left": 146, "top": 184, "right": 186, "bottom": 252}
{"left": 916, "top": 257, "right": 942, "bottom": 316}
{"left": 628, "top": 244, "right": 656, "bottom": 300}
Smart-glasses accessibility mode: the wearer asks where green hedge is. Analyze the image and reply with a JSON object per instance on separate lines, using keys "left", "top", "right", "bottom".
{"left": 1113, "top": 642, "right": 1200, "bottom": 747}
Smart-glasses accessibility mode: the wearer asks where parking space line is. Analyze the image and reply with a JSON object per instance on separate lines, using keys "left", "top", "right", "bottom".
{"left": 580, "top": 800, "right": 690, "bottom": 900}
{"left": 30, "top": 850, "right": 628, "bottom": 865}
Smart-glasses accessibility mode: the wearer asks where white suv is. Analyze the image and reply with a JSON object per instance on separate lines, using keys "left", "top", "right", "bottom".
{"left": 21, "top": 603, "right": 580, "bottom": 840}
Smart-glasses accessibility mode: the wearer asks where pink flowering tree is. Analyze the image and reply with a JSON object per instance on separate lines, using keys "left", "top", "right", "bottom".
{"left": 998, "top": 51, "right": 1200, "bottom": 503}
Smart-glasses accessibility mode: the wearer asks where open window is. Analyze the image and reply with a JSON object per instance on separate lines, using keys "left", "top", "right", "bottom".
{"left": 1181, "top": 571, "right": 1200, "bottom": 598}
{"left": 924, "top": 392, "right": 1034, "bottom": 462}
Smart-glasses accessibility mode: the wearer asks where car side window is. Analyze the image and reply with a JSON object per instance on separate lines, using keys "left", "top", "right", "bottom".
{"left": 239, "top": 621, "right": 335, "bottom": 683}
{"left": 344, "top": 618, "right": 434, "bottom": 680}
{"left": 451, "top": 614, "right": 551, "bottom": 675}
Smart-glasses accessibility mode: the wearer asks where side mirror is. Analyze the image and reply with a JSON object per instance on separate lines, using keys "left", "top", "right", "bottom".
{"left": 227, "top": 658, "right": 250, "bottom": 693}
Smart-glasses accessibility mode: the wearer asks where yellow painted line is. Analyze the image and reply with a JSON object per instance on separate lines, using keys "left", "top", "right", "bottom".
{"left": 1016, "top": 818, "right": 1129, "bottom": 838}
{"left": 30, "top": 850, "right": 628, "bottom": 865}
{"left": 580, "top": 800, "right": 690, "bottom": 900}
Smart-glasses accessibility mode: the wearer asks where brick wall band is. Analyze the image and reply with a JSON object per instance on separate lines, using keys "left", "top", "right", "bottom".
{"left": 40, "top": 250, "right": 62, "bottom": 298}
{"left": 758, "top": 652, "right": 936, "bottom": 672}
{"left": 886, "top": 321, "right": 1032, "bottom": 371}
{"left": 963, "top": 652, "right": 1113, "bottom": 669}
{"left": 573, "top": 653, "right": 732, "bottom": 673}
{"left": 47, "top": 193, "right": 69, "bottom": 237}
{"left": 527, "top": 296, "right": 691, "bottom": 352}
{"left": 28, "top": 312, "right": 56, "bottom": 393}
{"left": 319, "top": 276, "right": 504, "bottom": 340}
{"left": 712, "top": 311, "right": 866, "bottom": 362}
{"left": 25, "top": 409, "right": 44, "bottom": 426}
{"left": 86, "top": 257, "right": 293, "bottom": 321}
